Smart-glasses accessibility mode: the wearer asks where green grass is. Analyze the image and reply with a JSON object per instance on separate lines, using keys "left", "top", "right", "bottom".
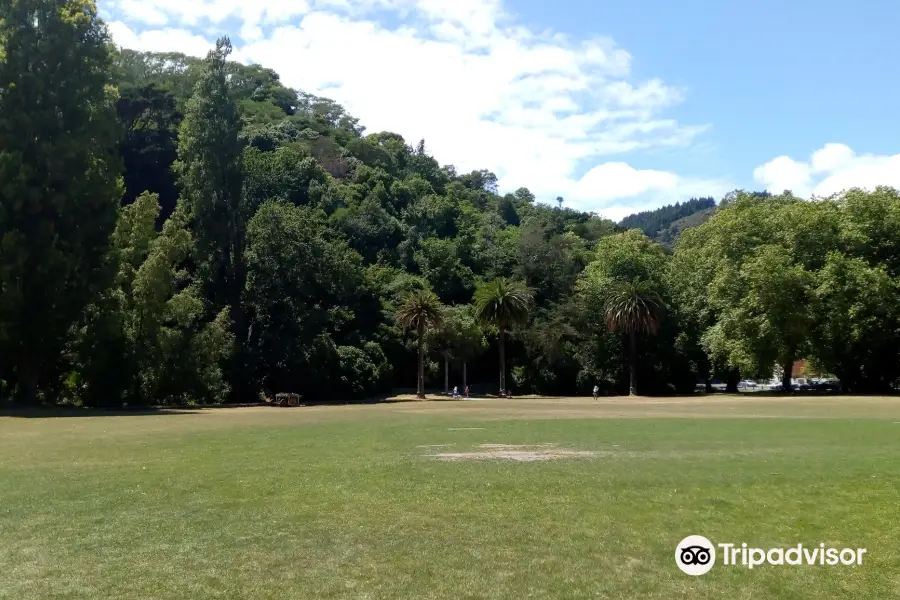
{"left": 1, "top": 397, "right": 899, "bottom": 599}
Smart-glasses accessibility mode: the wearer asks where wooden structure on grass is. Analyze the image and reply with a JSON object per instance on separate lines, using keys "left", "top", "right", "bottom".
{"left": 273, "top": 393, "right": 301, "bottom": 407}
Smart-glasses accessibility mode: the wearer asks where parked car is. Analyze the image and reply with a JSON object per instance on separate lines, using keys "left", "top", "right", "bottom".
{"left": 810, "top": 379, "right": 841, "bottom": 392}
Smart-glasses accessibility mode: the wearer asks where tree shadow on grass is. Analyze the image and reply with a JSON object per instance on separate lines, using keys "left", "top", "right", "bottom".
{"left": 0, "top": 406, "right": 206, "bottom": 418}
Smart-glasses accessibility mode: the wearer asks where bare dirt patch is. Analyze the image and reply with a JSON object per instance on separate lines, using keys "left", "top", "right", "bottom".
{"left": 425, "top": 443, "right": 596, "bottom": 462}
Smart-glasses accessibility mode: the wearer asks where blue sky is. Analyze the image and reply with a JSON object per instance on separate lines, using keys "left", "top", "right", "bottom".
{"left": 523, "top": 0, "right": 900, "bottom": 181}
{"left": 101, "top": 0, "right": 900, "bottom": 220}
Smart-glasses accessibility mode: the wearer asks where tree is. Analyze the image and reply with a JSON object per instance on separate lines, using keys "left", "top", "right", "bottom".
{"left": 174, "top": 37, "right": 247, "bottom": 398}
{"left": 242, "top": 145, "right": 329, "bottom": 211}
{"left": 670, "top": 193, "right": 807, "bottom": 391}
{"left": 578, "top": 229, "right": 675, "bottom": 395}
{"left": 415, "top": 238, "right": 475, "bottom": 304}
{"left": 73, "top": 194, "right": 233, "bottom": 405}
{"left": 117, "top": 83, "right": 182, "bottom": 222}
{"left": 672, "top": 193, "right": 832, "bottom": 391}
{"left": 0, "top": 0, "right": 122, "bottom": 403}
{"left": 245, "top": 202, "right": 380, "bottom": 400}
{"left": 473, "top": 278, "right": 533, "bottom": 394}
{"left": 396, "top": 290, "right": 444, "bottom": 399}
{"left": 703, "top": 245, "right": 815, "bottom": 390}
{"left": 810, "top": 252, "right": 900, "bottom": 392}
{"left": 428, "top": 304, "right": 487, "bottom": 392}
{"left": 602, "top": 278, "right": 664, "bottom": 395}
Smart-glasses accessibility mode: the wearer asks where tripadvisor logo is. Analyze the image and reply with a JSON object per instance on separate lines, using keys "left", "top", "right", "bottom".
{"left": 675, "top": 536, "right": 866, "bottom": 576}
{"left": 676, "top": 535, "right": 716, "bottom": 575}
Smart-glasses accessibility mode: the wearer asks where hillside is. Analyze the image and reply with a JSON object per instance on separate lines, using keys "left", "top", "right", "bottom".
{"left": 618, "top": 197, "right": 716, "bottom": 238}
{"left": 106, "top": 48, "right": 623, "bottom": 401}
{"left": 5, "top": 20, "right": 900, "bottom": 408}
{"left": 655, "top": 206, "right": 718, "bottom": 249}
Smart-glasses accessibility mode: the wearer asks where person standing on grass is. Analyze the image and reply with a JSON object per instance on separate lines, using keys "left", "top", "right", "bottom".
{"left": 593, "top": 385, "right": 599, "bottom": 400}
{"left": 453, "top": 386, "right": 459, "bottom": 399}
{"left": 465, "top": 385, "right": 470, "bottom": 399}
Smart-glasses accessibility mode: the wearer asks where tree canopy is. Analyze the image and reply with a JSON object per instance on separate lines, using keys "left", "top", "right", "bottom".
{"left": 2, "top": 18, "right": 900, "bottom": 405}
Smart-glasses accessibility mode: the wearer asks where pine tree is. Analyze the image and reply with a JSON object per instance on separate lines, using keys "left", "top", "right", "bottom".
{"left": 174, "top": 37, "right": 247, "bottom": 399}
{"left": 0, "top": 0, "right": 122, "bottom": 403}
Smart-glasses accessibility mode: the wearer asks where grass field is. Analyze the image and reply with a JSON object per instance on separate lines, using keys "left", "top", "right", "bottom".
{"left": 1, "top": 395, "right": 899, "bottom": 599}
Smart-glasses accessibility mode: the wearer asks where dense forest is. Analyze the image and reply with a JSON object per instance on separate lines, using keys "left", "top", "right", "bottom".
{"left": 3, "top": 3, "right": 900, "bottom": 407}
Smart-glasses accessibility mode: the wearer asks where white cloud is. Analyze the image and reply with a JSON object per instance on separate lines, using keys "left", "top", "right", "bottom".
{"left": 103, "top": 0, "right": 719, "bottom": 214}
{"left": 108, "top": 21, "right": 221, "bottom": 58}
{"left": 562, "top": 163, "right": 729, "bottom": 220}
{"left": 754, "top": 143, "right": 900, "bottom": 198}
{"left": 117, "top": 0, "right": 168, "bottom": 26}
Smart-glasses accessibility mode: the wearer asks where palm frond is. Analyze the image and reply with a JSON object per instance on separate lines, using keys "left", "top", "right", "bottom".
{"left": 603, "top": 278, "right": 664, "bottom": 335}
{"left": 396, "top": 289, "right": 444, "bottom": 331}
{"left": 473, "top": 278, "right": 534, "bottom": 330}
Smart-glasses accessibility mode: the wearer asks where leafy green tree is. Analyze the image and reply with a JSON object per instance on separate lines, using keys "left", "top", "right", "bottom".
{"left": 602, "top": 279, "right": 664, "bottom": 395}
{"left": 810, "top": 252, "right": 900, "bottom": 392}
{"left": 583, "top": 229, "right": 668, "bottom": 284}
{"left": 672, "top": 192, "right": 834, "bottom": 390}
{"left": 516, "top": 222, "right": 589, "bottom": 304}
{"left": 0, "top": 0, "right": 122, "bottom": 403}
{"left": 415, "top": 238, "right": 475, "bottom": 303}
{"left": 703, "top": 244, "right": 815, "bottom": 389}
{"left": 242, "top": 145, "right": 329, "bottom": 211}
{"left": 396, "top": 290, "right": 444, "bottom": 398}
{"left": 245, "top": 201, "right": 378, "bottom": 399}
{"left": 74, "top": 194, "right": 233, "bottom": 405}
{"left": 473, "top": 278, "right": 533, "bottom": 394}
{"left": 836, "top": 186, "right": 900, "bottom": 277}
{"left": 330, "top": 197, "right": 404, "bottom": 264}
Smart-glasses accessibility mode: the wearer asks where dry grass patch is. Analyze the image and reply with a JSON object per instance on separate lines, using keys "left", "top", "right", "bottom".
{"left": 425, "top": 443, "right": 597, "bottom": 462}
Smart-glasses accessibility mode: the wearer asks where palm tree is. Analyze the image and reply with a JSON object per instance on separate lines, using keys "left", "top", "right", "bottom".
{"left": 473, "top": 278, "right": 533, "bottom": 395}
{"left": 396, "top": 289, "right": 444, "bottom": 399}
{"left": 603, "top": 278, "right": 664, "bottom": 396}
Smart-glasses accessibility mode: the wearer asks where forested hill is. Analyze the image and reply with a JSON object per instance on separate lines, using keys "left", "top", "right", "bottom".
{"left": 116, "top": 48, "right": 618, "bottom": 235}
{"left": 7, "top": 42, "right": 631, "bottom": 406}
{"left": 619, "top": 197, "right": 717, "bottom": 239}
{"left": 654, "top": 206, "right": 718, "bottom": 249}
{"left": 6, "top": 15, "right": 900, "bottom": 409}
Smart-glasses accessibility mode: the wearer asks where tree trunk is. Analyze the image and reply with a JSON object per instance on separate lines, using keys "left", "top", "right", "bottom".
{"left": 702, "top": 361, "right": 712, "bottom": 393}
{"left": 463, "top": 362, "right": 467, "bottom": 390}
{"left": 17, "top": 355, "right": 39, "bottom": 405}
{"left": 781, "top": 359, "right": 794, "bottom": 391}
{"left": 498, "top": 328, "right": 506, "bottom": 395}
{"left": 725, "top": 369, "right": 740, "bottom": 393}
{"left": 444, "top": 353, "right": 449, "bottom": 393}
{"left": 417, "top": 322, "right": 425, "bottom": 399}
{"left": 628, "top": 331, "right": 637, "bottom": 396}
